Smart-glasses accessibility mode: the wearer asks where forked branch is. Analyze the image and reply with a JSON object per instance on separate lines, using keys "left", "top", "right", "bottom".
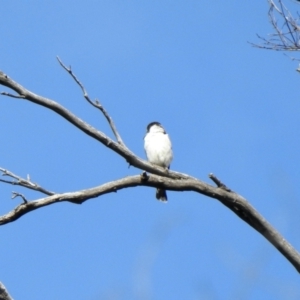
{"left": 0, "top": 61, "right": 300, "bottom": 274}
{"left": 0, "top": 168, "right": 54, "bottom": 196}
{"left": 252, "top": 0, "right": 300, "bottom": 52}
{"left": 56, "top": 56, "right": 125, "bottom": 146}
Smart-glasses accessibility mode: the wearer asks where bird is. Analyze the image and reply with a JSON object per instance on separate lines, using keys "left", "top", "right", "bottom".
{"left": 144, "top": 122, "right": 173, "bottom": 201}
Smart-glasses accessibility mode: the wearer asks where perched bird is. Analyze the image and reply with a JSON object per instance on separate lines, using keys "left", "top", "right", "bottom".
{"left": 144, "top": 122, "right": 173, "bottom": 201}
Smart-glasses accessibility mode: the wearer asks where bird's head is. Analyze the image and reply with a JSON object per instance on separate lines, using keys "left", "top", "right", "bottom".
{"left": 146, "top": 122, "right": 165, "bottom": 134}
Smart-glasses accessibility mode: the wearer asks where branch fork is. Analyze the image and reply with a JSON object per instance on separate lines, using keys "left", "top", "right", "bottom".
{"left": 251, "top": 0, "right": 300, "bottom": 53}
{"left": 0, "top": 58, "right": 300, "bottom": 274}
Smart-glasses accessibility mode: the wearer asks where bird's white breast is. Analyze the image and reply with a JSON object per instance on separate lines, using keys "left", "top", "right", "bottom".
{"left": 144, "top": 131, "right": 173, "bottom": 168}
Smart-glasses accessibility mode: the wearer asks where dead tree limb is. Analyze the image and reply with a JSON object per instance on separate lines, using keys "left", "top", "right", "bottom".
{"left": 0, "top": 282, "right": 13, "bottom": 300}
{"left": 56, "top": 56, "right": 125, "bottom": 146}
{"left": 251, "top": 0, "right": 300, "bottom": 52}
{"left": 0, "top": 168, "right": 54, "bottom": 196}
{"left": 0, "top": 71, "right": 188, "bottom": 180}
{"left": 0, "top": 62, "right": 300, "bottom": 275}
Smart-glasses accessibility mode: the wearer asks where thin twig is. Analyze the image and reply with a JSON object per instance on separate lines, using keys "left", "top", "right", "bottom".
{"left": 11, "top": 192, "right": 27, "bottom": 203}
{"left": 251, "top": 0, "right": 300, "bottom": 52}
{"left": 56, "top": 56, "right": 126, "bottom": 146}
{"left": 0, "top": 168, "right": 55, "bottom": 195}
{"left": 1, "top": 92, "right": 25, "bottom": 99}
{"left": 279, "top": 0, "right": 296, "bottom": 44}
{"left": 209, "top": 173, "right": 232, "bottom": 192}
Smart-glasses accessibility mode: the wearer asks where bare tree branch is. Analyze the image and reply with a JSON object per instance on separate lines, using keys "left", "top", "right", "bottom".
{"left": 0, "top": 168, "right": 54, "bottom": 196}
{"left": 0, "top": 170, "right": 299, "bottom": 274}
{"left": 11, "top": 192, "right": 27, "bottom": 203}
{"left": 0, "top": 282, "right": 13, "bottom": 300}
{"left": 0, "top": 71, "right": 189, "bottom": 181}
{"left": 0, "top": 65, "right": 300, "bottom": 275}
{"left": 1, "top": 92, "right": 25, "bottom": 99}
{"left": 209, "top": 173, "right": 231, "bottom": 192}
{"left": 251, "top": 0, "right": 300, "bottom": 52}
{"left": 56, "top": 56, "right": 125, "bottom": 146}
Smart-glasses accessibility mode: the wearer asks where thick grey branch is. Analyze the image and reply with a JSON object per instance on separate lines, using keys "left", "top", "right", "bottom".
{"left": 0, "top": 71, "right": 190, "bottom": 181}
{"left": 0, "top": 68, "right": 300, "bottom": 275}
{"left": 0, "top": 282, "right": 13, "bottom": 300}
{"left": 0, "top": 173, "right": 300, "bottom": 274}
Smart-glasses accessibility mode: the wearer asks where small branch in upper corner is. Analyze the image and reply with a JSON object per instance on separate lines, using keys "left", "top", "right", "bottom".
{"left": 251, "top": 0, "right": 300, "bottom": 53}
{"left": 56, "top": 56, "right": 126, "bottom": 147}
{"left": 209, "top": 173, "right": 232, "bottom": 192}
{"left": 11, "top": 192, "right": 28, "bottom": 203}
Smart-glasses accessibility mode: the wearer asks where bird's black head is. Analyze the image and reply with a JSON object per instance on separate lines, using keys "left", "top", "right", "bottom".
{"left": 146, "top": 121, "right": 161, "bottom": 132}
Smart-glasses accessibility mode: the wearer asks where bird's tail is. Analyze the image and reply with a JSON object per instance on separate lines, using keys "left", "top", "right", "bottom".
{"left": 156, "top": 188, "right": 168, "bottom": 202}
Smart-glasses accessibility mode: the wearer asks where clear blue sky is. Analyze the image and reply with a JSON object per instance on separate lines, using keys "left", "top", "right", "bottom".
{"left": 1, "top": 1, "right": 300, "bottom": 299}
